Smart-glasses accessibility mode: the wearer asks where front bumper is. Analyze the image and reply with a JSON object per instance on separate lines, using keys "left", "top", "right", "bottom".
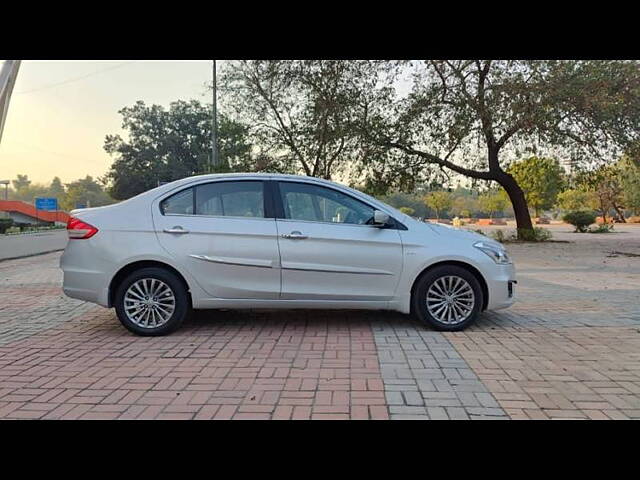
{"left": 485, "top": 263, "right": 517, "bottom": 310}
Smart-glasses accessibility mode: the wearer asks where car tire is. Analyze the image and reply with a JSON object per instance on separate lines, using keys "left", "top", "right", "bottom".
{"left": 412, "top": 265, "right": 483, "bottom": 331}
{"left": 114, "top": 267, "right": 190, "bottom": 336}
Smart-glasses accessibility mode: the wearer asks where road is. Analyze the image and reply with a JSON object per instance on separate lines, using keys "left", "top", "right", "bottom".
{"left": 0, "top": 227, "right": 639, "bottom": 419}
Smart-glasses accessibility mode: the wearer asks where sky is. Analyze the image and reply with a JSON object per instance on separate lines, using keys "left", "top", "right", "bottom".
{"left": 0, "top": 60, "right": 214, "bottom": 185}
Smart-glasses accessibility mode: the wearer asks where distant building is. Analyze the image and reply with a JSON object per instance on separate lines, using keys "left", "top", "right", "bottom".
{"left": 0, "top": 200, "right": 69, "bottom": 226}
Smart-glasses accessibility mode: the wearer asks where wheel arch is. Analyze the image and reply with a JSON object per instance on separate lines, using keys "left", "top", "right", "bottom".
{"left": 410, "top": 260, "right": 489, "bottom": 312}
{"left": 108, "top": 260, "right": 192, "bottom": 308}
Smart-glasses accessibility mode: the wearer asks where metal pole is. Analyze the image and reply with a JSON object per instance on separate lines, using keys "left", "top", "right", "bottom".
{"left": 212, "top": 60, "right": 218, "bottom": 169}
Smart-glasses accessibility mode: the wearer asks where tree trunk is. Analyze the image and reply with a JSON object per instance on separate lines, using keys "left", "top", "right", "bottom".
{"left": 599, "top": 198, "right": 608, "bottom": 224}
{"left": 495, "top": 172, "right": 533, "bottom": 236}
{"left": 612, "top": 203, "right": 626, "bottom": 223}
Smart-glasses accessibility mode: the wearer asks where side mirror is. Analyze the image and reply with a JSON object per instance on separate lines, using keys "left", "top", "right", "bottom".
{"left": 373, "top": 210, "right": 390, "bottom": 227}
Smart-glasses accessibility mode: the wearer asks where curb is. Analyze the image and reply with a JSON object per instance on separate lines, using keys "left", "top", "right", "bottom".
{"left": 0, "top": 249, "right": 65, "bottom": 263}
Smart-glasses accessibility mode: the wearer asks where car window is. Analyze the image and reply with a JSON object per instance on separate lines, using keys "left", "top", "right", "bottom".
{"left": 160, "top": 188, "right": 194, "bottom": 215}
{"left": 279, "top": 182, "right": 375, "bottom": 225}
{"left": 195, "top": 181, "right": 264, "bottom": 218}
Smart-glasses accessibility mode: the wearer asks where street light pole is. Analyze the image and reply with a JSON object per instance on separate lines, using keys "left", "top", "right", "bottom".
{"left": 0, "top": 180, "right": 8, "bottom": 219}
{"left": 212, "top": 60, "right": 218, "bottom": 170}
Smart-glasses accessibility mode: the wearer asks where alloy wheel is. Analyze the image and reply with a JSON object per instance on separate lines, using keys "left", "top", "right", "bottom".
{"left": 124, "top": 278, "right": 176, "bottom": 328}
{"left": 425, "top": 275, "right": 475, "bottom": 325}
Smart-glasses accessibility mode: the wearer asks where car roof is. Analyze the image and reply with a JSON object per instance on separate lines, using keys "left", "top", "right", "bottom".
{"left": 172, "top": 172, "right": 332, "bottom": 183}
{"left": 163, "top": 172, "right": 363, "bottom": 191}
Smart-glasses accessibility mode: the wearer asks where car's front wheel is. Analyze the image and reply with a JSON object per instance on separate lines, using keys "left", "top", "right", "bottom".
{"left": 114, "top": 267, "right": 190, "bottom": 336}
{"left": 412, "top": 265, "right": 483, "bottom": 331}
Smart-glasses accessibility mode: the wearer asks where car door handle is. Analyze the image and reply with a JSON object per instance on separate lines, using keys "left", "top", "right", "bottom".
{"left": 164, "top": 227, "right": 189, "bottom": 234}
{"left": 282, "top": 231, "right": 308, "bottom": 239}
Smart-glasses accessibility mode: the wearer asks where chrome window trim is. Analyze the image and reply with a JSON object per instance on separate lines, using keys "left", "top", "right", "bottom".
{"left": 158, "top": 179, "right": 267, "bottom": 219}
{"left": 275, "top": 218, "right": 383, "bottom": 229}
{"left": 162, "top": 212, "right": 274, "bottom": 222}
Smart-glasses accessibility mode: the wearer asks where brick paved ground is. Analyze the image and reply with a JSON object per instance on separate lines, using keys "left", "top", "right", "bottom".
{"left": 1, "top": 225, "right": 639, "bottom": 419}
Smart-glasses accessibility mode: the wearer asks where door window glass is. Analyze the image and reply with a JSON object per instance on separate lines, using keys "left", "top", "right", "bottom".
{"left": 195, "top": 181, "right": 264, "bottom": 218}
{"left": 279, "top": 182, "right": 374, "bottom": 225}
{"left": 160, "top": 188, "right": 194, "bottom": 215}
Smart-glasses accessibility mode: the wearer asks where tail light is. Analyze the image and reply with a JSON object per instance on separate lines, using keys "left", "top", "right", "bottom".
{"left": 67, "top": 216, "right": 98, "bottom": 239}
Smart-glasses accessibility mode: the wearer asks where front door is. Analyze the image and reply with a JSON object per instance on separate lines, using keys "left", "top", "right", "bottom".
{"left": 274, "top": 181, "right": 403, "bottom": 301}
{"left": 152, "top": 180, "right": 281, "bottom": 299}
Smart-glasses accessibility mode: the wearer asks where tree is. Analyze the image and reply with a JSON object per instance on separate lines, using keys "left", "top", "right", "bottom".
{"left": 450, "top": 195, "right": 477, "bottom": 218}
{"left": 12, "top": 174, "right": 31, "bottom": 192}
{"left": 424, "top": 191, "right": 453, "bottom": 219}
{"left": 60, "top": 176, "right": 114, "bottom": 211}
{"left": 618, "top": 156, "right": 640, "bottom": 215}
{"left": 576, "top": 165, "right": 626, "bottom": 223}
{"left": 478, "top": 190, "right": 508, "bottom": 219}
{"left": 103, "top": 100, "right": 257, "bottom": 200}
{"left": 367, "top": 60, "right": 640, "bottom": 238}
{"left": 220, "top": 60, "right": 396, "bottom": 181}
{"left": 379, "top": 191, "right": 429, "bottom": 218}
{"left": 8, "top": 174, "right": 50, "bottom": 203}
{"left": 398, "top": 206, "right": 415, "bottom": 216}
{"left": 49, "top": 177, "right": 66, "bottom": 199}
{"left": 556, "top": 189, "right": 597, "bottom": 212}
{"left": 507, "top": 156, "right": 564, "bottom": 217}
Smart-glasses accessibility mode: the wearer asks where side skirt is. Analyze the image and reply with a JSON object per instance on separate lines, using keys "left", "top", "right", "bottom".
{"left": 193, "top": 298, "right": 402, "bottom": 312}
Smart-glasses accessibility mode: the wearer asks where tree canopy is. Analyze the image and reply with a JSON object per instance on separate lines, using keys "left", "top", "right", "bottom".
{"left": 424, "top": 191, "right": 453, "bottom": 219}
{"left": 364, "top": 60, "right": 640, "bottom": 237}
{"left": 478, "top": 190, "right": 509, "bottom": 219}
{"left": 5, "top": 174, "right": 114, "bottom": 212}
{"left": 103, "top": 100, "right": 257, "bottom": 200}
{"left": 507, "top": 156, "right": 564, "bottom": 217}
{"left": 220, "top": 60, "right": 399, "bottom": 181}
{"left": 60, "top": 175, "right": 113, "bottom": 211}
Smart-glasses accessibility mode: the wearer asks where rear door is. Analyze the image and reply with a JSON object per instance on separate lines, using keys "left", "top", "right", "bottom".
{"left": 274, "top": 180, "right": 403, "bottom": 301}
{"left": 152, "top": 179, "right": 281, "bottom": 299}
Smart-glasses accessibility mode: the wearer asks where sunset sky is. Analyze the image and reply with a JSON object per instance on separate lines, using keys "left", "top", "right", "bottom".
{"left": 0, "top": 60, "right": 214, "bottom": 185}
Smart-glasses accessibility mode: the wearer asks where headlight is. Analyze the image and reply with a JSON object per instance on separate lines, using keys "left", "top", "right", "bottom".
{"left": 473, "top": 241, "right": 512, "bottom": 265}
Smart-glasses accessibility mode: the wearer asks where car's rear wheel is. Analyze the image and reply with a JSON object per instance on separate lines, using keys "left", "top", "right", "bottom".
{"left": 412, "top": 265, "right": 483, "bottom": 331}
{"left": 114, "top": 267, "right": 190, "bottom": 336}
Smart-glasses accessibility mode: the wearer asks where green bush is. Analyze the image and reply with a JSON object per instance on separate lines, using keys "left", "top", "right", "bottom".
{"left": 0, "top": 218, "right": 14, "bottom": 234}
{"left": 490, "top": 228, "right": 552, "bottom": 243}
{"left": 399, "top": 206, "right": 415, "bottom": 216}
{"left": 15, "top": 222, "right": 31, "bottom": 232}
{"left": 517, "top": 227, "right": 553, "bottom": 242}
{"left": 563, "top": 210, "right": 597, "bottom": 233}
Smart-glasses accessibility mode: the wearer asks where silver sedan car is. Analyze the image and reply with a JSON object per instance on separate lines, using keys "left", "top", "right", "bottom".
{"left": 61, "top": 173, "right": 516, "bottom": 335}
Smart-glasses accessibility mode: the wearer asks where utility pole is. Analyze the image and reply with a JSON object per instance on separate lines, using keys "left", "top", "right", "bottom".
{"left": 211, "top": 60, "right": 218, "bottom": 169}
{"left": 0, "top": 180, "right": 8, "bottom": 219}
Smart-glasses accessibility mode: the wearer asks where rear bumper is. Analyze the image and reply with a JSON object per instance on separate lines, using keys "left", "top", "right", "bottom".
{"left": 60, "top": 246, "right": 110, "bottom": 307}
{"left": 62, "top": 273, "right": 110, "bottom": 307}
